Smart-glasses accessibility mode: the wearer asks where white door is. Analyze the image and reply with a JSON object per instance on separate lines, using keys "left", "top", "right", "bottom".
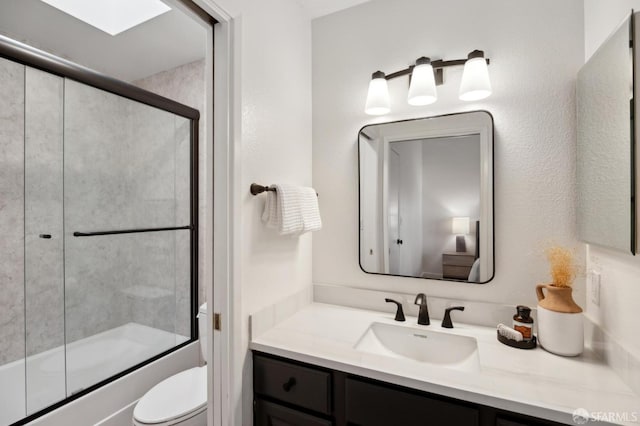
{"left": 360, "top": 139, "right": 381, "bottom": 272}
{"left": 388, "top": 148, "right": 401, "bottom": 274}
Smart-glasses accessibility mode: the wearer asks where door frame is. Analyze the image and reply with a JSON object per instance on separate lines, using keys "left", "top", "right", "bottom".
{"left": 189, "top": 1, "right": 234, "bottom": 426}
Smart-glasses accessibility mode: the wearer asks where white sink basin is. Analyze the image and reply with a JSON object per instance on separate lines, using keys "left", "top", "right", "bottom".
{"left": 354, "top": 322, "right": 480, "bottom": 371}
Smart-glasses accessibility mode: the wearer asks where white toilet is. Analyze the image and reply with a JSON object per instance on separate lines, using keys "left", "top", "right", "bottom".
{"left": 133, "top": 303, "right": 208, "bottom": 426}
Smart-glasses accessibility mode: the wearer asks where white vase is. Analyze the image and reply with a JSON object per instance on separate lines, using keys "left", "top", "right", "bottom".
{"left": 536, "top": 284, "right": 584, "bottom": 357}
{"left": 537, "top": 305, "right": 584, "bottom": 356}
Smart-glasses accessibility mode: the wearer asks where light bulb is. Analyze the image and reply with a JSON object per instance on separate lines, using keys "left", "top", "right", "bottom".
{"left": 408, "top": 57, "right": 437, "bottom": 106}
{"left": 459, "top": 50, "right": 492, "bottom": 101}
{"left": 365, "top": 71, "right": 391, "bottom": 115}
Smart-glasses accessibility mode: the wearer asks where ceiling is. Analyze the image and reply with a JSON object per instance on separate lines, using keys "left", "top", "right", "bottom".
{"left": 0, "top": 0, "right": 206, "bottom": 82}
{"left": 0, "top": 0, "right": 372, "bottom": 81}
{"left": 296, "top": 0, "right": 371, "bottom": 19}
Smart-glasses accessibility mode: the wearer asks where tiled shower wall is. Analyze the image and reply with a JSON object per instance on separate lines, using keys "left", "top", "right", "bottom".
{"left": 0, "top": 58, "right": 199, "bottom": 365}
{"left": 0, "top": 57, "right": 26, "bottom": 365}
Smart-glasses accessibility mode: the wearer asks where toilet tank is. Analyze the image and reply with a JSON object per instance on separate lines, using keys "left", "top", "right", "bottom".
{"left": 198, "top": 303, "right": 208, "bottom": 361}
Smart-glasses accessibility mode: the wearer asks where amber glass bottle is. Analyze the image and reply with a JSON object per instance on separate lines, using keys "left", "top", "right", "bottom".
{"left": 512, "top": 305, "right": 533, "bottom": 341}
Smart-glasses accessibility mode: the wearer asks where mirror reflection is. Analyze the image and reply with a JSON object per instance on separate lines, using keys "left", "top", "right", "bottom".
{"left": 358, "top": 111, "right": 494, "bottom": 283}
{"left": 577, "top": 15, "right": 635, "bottom": 254}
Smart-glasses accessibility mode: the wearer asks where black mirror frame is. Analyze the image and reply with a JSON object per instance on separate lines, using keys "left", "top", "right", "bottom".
{"left": 357, "top": 110, "right": 495, "bottom": 284}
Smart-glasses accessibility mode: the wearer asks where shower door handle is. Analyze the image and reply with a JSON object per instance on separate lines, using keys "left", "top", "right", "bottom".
{"left": 73, "top": 225, "right": 191, "bottom": 237}
{"left": 39, "top": 234, "right": 52, "bottom": 239}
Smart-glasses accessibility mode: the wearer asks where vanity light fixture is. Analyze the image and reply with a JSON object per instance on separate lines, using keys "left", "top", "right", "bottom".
{"left": 364, "top": 71, "right": 391, "bottom": 115}
{"left": 407, "top": 57, "right": 437, "bottom": 106}
{"left": 452, "top": 217, "right": 470, "bottom": 253}
{"left": 365, "top": 50, "right": 491, "bottom": 115}
{"left": 459, "top": 50, "right": 492, "bottom": 101}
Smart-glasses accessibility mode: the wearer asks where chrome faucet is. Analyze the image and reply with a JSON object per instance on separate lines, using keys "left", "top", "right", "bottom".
{"left": 414, "top": 293, "right": 430, "bottom": 325}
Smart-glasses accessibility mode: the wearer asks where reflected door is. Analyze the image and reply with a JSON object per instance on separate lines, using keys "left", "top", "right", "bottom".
{"left": 388, "top": 148, "right": 401, "bottom": 275}
{"left": 360, "top": 139, "right": 381, "bottom": 272}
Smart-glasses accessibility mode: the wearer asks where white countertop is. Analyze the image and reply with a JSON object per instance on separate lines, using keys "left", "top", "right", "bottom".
{"left": 250, "top": 303, "right": 640, "bottom": 425}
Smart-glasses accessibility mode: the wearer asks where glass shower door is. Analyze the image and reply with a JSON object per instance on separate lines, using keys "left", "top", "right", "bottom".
{"left": 0, "top": 56, "right": 27, "bottom": 426}
{"left": 63, "top": 80, "right": 192, "bottom": 394}
{"left": 24, "top": 67, "right": 66, "bottom": 415}
{"left": 0, "top": 60, "right": 68, "bottom": 423}
{"left": 0, "top": 42, "right": 197, "bottom": 425}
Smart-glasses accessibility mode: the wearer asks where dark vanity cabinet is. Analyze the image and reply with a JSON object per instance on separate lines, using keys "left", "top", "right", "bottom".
{"left": 254, "top": 354, "right": 332, "bottom": 425}
{"left": 344, "top": 377, "right": 479, "bottom": 425}
{"left": 255, "top": 399, "right": 332, "bottom": 426}
{"left": 253, "top": 352, "right": 566, "bottom": 426}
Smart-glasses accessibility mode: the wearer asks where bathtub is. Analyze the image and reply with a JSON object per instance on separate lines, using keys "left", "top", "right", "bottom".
{"left": 1, "top": 323, "right": 189, "bottom": 425}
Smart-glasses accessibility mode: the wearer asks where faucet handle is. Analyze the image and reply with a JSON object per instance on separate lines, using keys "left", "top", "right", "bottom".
{"left": 385, "top": 298, "right": 405, "bottom": 322}
{"left": 441, "top": 306, "right": 465, "bottom": 328}
{"left": 414, "top": 293, "right": 427, "bottom": 305}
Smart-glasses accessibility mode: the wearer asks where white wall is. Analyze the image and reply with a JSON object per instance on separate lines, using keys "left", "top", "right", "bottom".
{"left": 584, "top": 0, "right": 637, "bottom": 60}
{"left": 583, "top": 0, "right": 640, "bottom": 362}
{"left": 211, "top": 0, "right": 313, "bottom": 424}
{"left": 312, "top": 0, "right": 584, "bottom": 307}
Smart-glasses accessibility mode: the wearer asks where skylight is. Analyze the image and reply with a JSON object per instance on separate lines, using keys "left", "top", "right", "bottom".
{"left": 40, "top": 0, "right": 171, "bottom": 36}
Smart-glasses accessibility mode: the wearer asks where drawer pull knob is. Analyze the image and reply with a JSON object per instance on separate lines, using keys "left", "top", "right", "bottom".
{"left": 282, "top": 377, "right": 296, "bottom": 392}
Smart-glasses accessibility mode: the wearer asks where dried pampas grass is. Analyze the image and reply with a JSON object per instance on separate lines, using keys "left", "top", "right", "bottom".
{"left": 544, "top": 246, "right": 577, "bottom": 288}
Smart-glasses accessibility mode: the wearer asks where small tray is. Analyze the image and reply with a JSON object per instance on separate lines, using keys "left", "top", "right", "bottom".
{"left": 497, "top": 331, "right": 537, "bottom": 349}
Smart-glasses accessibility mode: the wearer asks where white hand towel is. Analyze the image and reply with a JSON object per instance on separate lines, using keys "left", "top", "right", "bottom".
{"left": 261, "top": 184, "right": 322, "bottom": 236}
{"left": 275, "top": 183, "right": 304, "bottom": 235}
{"left": 299, "top": 187, "right": 322, "bottom": 233}
{"left": 261, "top": 188, "right": 278, "bottom": 229}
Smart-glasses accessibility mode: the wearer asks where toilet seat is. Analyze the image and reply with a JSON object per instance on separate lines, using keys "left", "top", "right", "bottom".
{"left": 133, "top": 366, "right": 206, "bottom": 425}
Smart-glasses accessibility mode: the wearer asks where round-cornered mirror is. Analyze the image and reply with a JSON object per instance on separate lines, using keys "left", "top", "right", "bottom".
{"left": 358, "top": 110, "right": 494, "bottom": 284}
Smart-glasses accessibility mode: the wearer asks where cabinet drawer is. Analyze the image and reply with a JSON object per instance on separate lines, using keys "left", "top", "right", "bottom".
{"left": 443, "top": 265, "right": 472, "bottom": 279}
{"left": 496, "top": 415, "right": 563, "bottom": 426}
{"left": 254, "top": 355, "right": 331, "bottom": 415}
{"left": 254, "top": 399, "right": 332, "bottom": 426}
{"left": 497, "top": 419, "right": 530, "bottom": 426}
{"left": 442, "top": 254, "right": 475, "bottom": 266}
{"left": 345, "top": 378, "right": 479, "bottom": 426}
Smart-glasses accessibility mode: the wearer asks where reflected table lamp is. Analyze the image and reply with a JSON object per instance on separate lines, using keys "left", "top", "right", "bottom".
{"left": 452, "top": 217, "right": 470, "bottom": 253}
